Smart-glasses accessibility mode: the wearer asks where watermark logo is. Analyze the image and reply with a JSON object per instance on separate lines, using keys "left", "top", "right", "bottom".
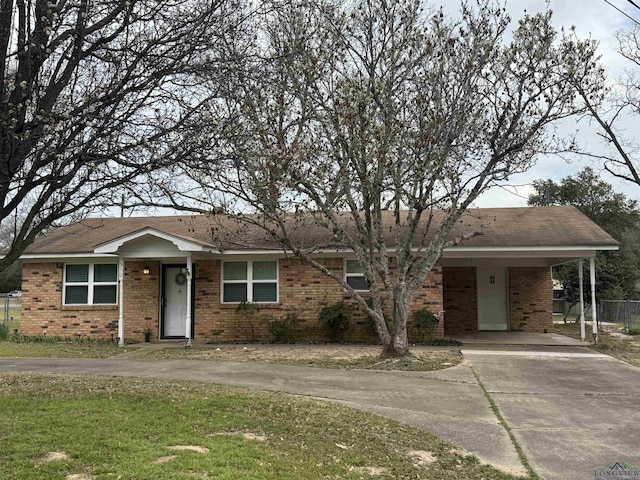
{"left": 594, "top": 462, "right": 640, "bottom": 479}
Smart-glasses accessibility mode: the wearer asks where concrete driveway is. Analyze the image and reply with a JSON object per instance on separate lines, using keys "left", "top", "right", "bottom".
{"left": 1, "top": 345, "right": 639, "bottom": 480}
{"left": 463, "top": 348, "right": 640, "bottom": 480}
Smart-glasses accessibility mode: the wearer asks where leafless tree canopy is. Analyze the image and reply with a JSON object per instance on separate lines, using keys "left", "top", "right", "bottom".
{"left": 147, "top": 0, "right": 604, "bottom": 357}
{"left": 0, "top": 0, "right": 242, "bottom": 271}
{"left": 572, "top": 24, "right": 640, "bottom": 187}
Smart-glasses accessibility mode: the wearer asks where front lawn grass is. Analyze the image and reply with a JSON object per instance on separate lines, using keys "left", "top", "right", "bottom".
{"left": 130, "top": 345, "right": 462, "bottom": 371}
{"left": 0, "top": 373, "right": 523, "bottom": 480}
{"left": 0, "top": 339, "right": 122, "bottom": 358}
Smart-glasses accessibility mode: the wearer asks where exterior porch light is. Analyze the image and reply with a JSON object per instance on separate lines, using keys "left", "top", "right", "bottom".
{"left": 143, "top": 266, "right": 150, "bottom": 275}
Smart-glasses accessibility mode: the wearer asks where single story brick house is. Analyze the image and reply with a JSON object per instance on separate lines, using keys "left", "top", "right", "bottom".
{"left": 18, "top": 206, "right": 617, "bottom": 345}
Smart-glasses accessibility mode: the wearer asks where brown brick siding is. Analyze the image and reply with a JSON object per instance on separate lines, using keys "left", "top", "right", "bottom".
{"left": 344, "top": 264, "right": 444, "bottom": 343}
{"left": 124, "top": 261, "right": 160, "bottom": 339}
{"left": 443, "top": 266, "right": 553, "bottom": 333}
{"left": 193, "top": 258, "right": 347, "bottom": 343}
{"left": 21, "top": 258, "right": 444, "bottom": 343}
{"left": 169, "top": 257, "right": 443, "bottom": 343}
{"left": 20, "top": 261, "right": 161, "bottom": 340}
{"left": 443, "top": 267, "right": 477, "bottom": 334}
{"left": 508, "top": 267, "right": 553, "bottom": 333}
{"left": 21, "top": 262, "right": 118, "bottom": 337}
{"left": 408, "top": 265, "right": 444, "bottom": 340}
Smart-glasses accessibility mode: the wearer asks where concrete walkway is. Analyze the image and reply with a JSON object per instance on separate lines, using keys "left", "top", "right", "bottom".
{"left": 1, "top": 346, "right": 640, "bottom": 479}
{"left": 451, "top": 332, "right": 588, "bottom": 346}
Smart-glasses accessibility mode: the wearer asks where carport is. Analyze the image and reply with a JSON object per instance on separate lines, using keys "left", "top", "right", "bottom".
{"left": 441, "top": 246, "right": 617, "bottom": 341}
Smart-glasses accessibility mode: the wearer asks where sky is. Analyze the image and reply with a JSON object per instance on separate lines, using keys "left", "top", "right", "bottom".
{"left": 119, "top": 0, "right": 640, "bottom": 217}
{"left": 471, "top": 0, "right": 640, "bottom": 207}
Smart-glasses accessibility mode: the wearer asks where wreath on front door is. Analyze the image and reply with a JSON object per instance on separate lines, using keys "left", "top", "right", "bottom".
{"left": 175, "top": 272, "right": 187, "bottom": 285}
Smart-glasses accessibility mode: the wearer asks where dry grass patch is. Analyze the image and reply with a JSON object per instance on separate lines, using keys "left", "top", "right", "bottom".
{"left": 167, "top": 445, "right": 209, "bottom": 454}
{"left": 556, "top": 322, "right": 640, "bottom": 367}
{"left": 210, "top": 431, "right": 268, "bottom": 442}
{"left": 38, "top": 451, "right": 70, "bottom": 464}
{"left": 592, "top": 335, "right": 640, "bottom": 367}
{"left": 131, "top": 344, "right": 462, "bottom": 371}
{"left": 241, "top": 432, "right": 267, "bottom": 442}
{"left": 408, "top": 450, "right": 437, "bottom": 466}
{"left": 349, "top": 465, "right": 387, "bottom": 475}
{"left": 152, "top": 455, "right": 176, "bottom": 465}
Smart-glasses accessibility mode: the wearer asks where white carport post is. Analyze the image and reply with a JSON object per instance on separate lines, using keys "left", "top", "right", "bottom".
{"left": 578, "top": 258, "right": 585, "bottom": 341}
{"left": 185, "top": 254, "right": 192, "bottom": 347}
{"left": 590, "top": 256, "right": 598, "bottom": 344}
{"left": 118, "top": 256, "right": 125, "bottom": 347}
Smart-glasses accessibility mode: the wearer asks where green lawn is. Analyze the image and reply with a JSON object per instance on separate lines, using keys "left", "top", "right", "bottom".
{"left": 0, "top": 312, "right": 122, "bottom": 358}
{"left": 0, "top": 340, "right": 122, "bottom": 358}
{"left": 0, "top": 373, "right": 524, "bottom": 480}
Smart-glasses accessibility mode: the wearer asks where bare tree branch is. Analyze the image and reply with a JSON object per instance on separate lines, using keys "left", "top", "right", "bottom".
{"left": 0, "top": 0, "right": 246, "bottom": 271}
{"left": 147, "top": 0, "right": 604, "bottom": 357}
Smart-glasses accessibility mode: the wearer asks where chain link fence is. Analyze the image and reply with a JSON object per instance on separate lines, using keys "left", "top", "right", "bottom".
{"left": 0, "top": 293, "right": 21, "bottom": 325}
{"left": 597, "top": 300, "right": 640, "bottom": 332}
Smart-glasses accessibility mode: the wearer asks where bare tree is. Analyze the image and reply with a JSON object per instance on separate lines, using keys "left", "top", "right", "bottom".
{"left": 572, "top": 24, "right": 640, "bottom": 186}
{"left": 0, "top": 0, "right": 244, "bottom": 272}
{"left": 152, "top": 0, "right": 604, "bottom": 357}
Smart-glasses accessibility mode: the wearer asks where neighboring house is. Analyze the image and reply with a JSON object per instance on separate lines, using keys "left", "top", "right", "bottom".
{"left": 552, "top": 279, "right": 565, "bottom": 314}
{"left": 18, "top": 206, "right": 617, "bottom": 344}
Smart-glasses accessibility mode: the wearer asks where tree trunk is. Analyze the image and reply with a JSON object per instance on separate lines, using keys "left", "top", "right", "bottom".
{"left": 381, "top": 300, "right": 410, "bottom": 358}
{"left": 382, "top": 330, "right": 409, "bottom": 358}
{"left": 379, "top": 286, "right": 411, "bottom": 358}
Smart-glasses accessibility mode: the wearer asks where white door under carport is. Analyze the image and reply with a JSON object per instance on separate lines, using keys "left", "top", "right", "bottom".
{"left": 477, "top": 267, "right": 508, "bottom": 331}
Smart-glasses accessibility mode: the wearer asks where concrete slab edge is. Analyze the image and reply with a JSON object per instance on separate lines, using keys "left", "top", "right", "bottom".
{"left": 462, "top": 350, "right": 610, "bottom": 358}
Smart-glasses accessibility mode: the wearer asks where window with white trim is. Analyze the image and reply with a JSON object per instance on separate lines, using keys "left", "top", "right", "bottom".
{"left": 345, "top": 259, "right": 369, "bottom": 291}
{"left": 222, "top": 260, "right": 278, "bottom": 303}
{"left": 64, "top": 263, "right": 118, "bottom": 305}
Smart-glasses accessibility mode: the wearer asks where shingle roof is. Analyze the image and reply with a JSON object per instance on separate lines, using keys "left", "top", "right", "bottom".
{"left": 23, "top": 206, "right": 617, "bottom": 255}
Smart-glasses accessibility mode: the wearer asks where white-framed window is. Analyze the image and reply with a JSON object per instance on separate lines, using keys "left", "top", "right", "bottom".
{"left": 222, "top": 260, "right": 278, "bottom": 303}
{"left": 63, "top": 263, "right": 118, "bottom": 305}
{"left": 345, "top": 259, "right": 369, "bottom": 291}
